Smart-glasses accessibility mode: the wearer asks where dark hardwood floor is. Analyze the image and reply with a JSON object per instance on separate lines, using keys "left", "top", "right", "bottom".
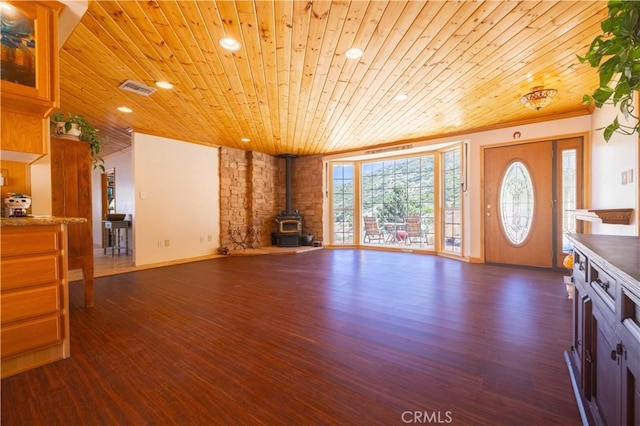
{"left": 2, "top": 250, "right": 580, "bottom": 425}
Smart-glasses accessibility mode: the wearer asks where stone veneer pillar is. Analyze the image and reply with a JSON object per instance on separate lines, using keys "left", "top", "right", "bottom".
{"left": 291, "top": 155, "right": 323, "bottom": 242}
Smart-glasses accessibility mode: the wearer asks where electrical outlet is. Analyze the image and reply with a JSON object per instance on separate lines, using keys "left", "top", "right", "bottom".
{"left": 622, "top": 171, "right": 628, "bottom": 185}
{"left": 164, "top": 239, "right": 170, "bottom": 247}
{"left": 207, "top": 235, "right": 212, "bottom": 242}
{"left": 157, "top": 240, "right": 162, "bottom": 248}
{"left": 200, "top": 236, "right": 204, "bottom": 243}
{"left": 628, "top": 169, "right": 634, "bottom": 183}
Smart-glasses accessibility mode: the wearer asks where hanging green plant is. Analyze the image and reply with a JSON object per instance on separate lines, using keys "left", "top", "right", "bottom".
{"left": 50, "top": 112, "right": 107, "bottom": 171}
{"left": 578, "top": 0, "right": 640, "bottom": 141}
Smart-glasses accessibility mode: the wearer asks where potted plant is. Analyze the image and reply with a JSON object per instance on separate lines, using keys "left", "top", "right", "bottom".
{"left": 563, "top": 251, "right": 575, "bottom": 299}
{"left": 50, "top": 112, "right": 107, "bottom": 171}
{"left": 578, "top": 0, "right": 640, "bottom": 141}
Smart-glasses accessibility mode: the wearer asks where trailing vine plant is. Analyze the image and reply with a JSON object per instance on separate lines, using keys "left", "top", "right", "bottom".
{"left": 50, "top": 112, "right": 106, "bottom": 171}
{"left": 578, "top": 0, "right": 640, "bottom": 141}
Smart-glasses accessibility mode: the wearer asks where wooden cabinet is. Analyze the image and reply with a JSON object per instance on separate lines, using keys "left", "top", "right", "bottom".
{"left": 592, "top": 313, "right": 621, "bottom": 425}
{"left": 0, "top": 1, "right": 61, "bottom": 118}
{"left": 0, "top": 223, "right": 70, "bottom": 378}
{"left": 567, "top": 235, "right": 640, "bottom": 426}
{"left": 572, "top": 277, "right": 593, "bottom": 398}
{"left": 0, "top": 109, "right": 49, "bottom": 157}
{"left": 51, "top": 137, "right": 94, "bottom": 307}
{"left": 1, "top": 1, "right": 62, "bottom": 203}
{"left": 620, "top": 286, "right": 640, "bottom": 425}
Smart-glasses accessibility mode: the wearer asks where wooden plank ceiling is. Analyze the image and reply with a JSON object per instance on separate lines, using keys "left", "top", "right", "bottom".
{"left": 58, "top": 0, "right": 608, "bottom": 157}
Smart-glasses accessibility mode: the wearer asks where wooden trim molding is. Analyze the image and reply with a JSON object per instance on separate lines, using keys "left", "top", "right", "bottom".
{"left": 573, "top": 208, "right": 634, "bottom": 225}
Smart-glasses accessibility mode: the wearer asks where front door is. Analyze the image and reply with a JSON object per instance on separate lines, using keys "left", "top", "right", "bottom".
{"left": 484, "top": 141, "right": 554, "bottom": 267}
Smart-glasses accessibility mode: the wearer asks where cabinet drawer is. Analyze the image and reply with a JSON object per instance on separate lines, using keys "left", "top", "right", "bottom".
{"left": 0, "top": 254, "right": 60, "bottom": 290}
{"left": 1, "top": 285, "right": 60, "bottom": 323}
{"left": 589, "top": 261, "right": 618, "bottom": 313}
{"left": 1, "top": 228, "right": 59, "bottom": 257}
{"left": 1, "top": 315, "right": 62, "bottom": 358}
{"left": 573, "top": 248, "right": 588, "bottom": 284}
{"left": 622, "top": 287, "right": 640, "bottom": 339}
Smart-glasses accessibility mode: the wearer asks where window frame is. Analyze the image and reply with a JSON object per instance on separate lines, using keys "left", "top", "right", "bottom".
{"left": 440, "top": 145, "right": 464, "bottom": 255}
{"left": 327, "top": 143, "right": 465, "bottom": 258}
{"left": 330, "top": 162, "right": 357, "bottom": 246}
{"left": 554, "top": 137, "right": 584, "bottom": 267}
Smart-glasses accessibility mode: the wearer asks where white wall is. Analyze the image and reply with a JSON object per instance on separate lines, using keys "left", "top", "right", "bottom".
{"left": 29, "top": 153, "right": 52, "bottom": 215}
{"left": 590, "top": 102, "right": 638, "bottom": 235}
{"left": 133, "top": 133, "right": 220, "bottom": 266}
{"left": 91, "top": 148, "right": 135, "bottom": 248}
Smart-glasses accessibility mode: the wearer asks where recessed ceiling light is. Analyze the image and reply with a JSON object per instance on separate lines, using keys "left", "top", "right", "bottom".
{"left": 345, "top": 47, "right": 363, "bottom": 59}
{"left": 155, "top": 81, "right": 174, "bottom": 89}
{"left": 219, "top": 37, "right": 241, "bottom": 51}
{"left": 394, "top": 93, "right": 408, "bottom": 101}
{"left": 240, "top": 138, "right": 250, "bottom": 143}
{"left": 117, "top": 106, "right": 133, "bottom": 113}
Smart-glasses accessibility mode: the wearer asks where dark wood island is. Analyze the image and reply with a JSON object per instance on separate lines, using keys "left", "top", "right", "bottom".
{"left": 566, "top": 233, "right": 640, "bottom": 426}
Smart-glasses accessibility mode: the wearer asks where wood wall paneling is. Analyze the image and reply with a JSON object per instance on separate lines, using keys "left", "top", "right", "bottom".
{"left": 55, "top": 1, "right": 607, "bottom": 157}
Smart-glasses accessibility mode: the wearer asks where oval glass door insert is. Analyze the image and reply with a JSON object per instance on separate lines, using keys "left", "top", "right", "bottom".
{"left": 499, "top": 161, "right": 534, "bottom": 245}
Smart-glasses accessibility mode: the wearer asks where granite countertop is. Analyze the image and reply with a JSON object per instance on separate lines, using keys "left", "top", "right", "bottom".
{"left": 1, "top": 216, "right": 87, "bottom": 226}
{"left": 568, "top": 233, "right": 640, "bottom": 285}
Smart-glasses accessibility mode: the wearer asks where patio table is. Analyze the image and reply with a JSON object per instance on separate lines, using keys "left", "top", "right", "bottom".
{"left": 384, "top": 222, "right": 407, "bottom": 244}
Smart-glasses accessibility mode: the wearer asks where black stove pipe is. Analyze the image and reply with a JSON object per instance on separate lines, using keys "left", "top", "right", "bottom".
{"left": 280, "top": 154, "right": 296, "bottom": 214}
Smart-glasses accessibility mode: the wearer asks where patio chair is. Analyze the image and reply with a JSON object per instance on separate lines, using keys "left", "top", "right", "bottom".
{"left": 363, "top": 217, "right": 384, "bottom": 243}
{"left": 405, "top": 215, "right": 424, "bottom": 244}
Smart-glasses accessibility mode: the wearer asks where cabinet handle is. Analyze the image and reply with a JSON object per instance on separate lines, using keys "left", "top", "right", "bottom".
{"left": 592, "top": 278, "right": 609, "bottom": 291}
{"left": 578, "top": 261, "right": 585, "bottom": 271}
{"left": 616, "top": 342, "right": 624, "bottom": 357}
{"left": 585, "top": 349, "right": 592, "bottom": 364}
{"left": 611, "top": 343, "right": 625, "bottom": 361}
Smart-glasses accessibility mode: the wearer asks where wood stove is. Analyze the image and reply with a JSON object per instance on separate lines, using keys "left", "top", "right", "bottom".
{"left": 276, "top": 155, "right": 302, "bottom": 247}
{"left": 276, "top": 212, "right": 302, "bottom": 247}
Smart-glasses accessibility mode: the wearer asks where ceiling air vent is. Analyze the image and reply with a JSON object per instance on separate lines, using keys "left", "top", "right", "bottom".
{"left": 118, "top": 79, "right": 157, "bottom": 97}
